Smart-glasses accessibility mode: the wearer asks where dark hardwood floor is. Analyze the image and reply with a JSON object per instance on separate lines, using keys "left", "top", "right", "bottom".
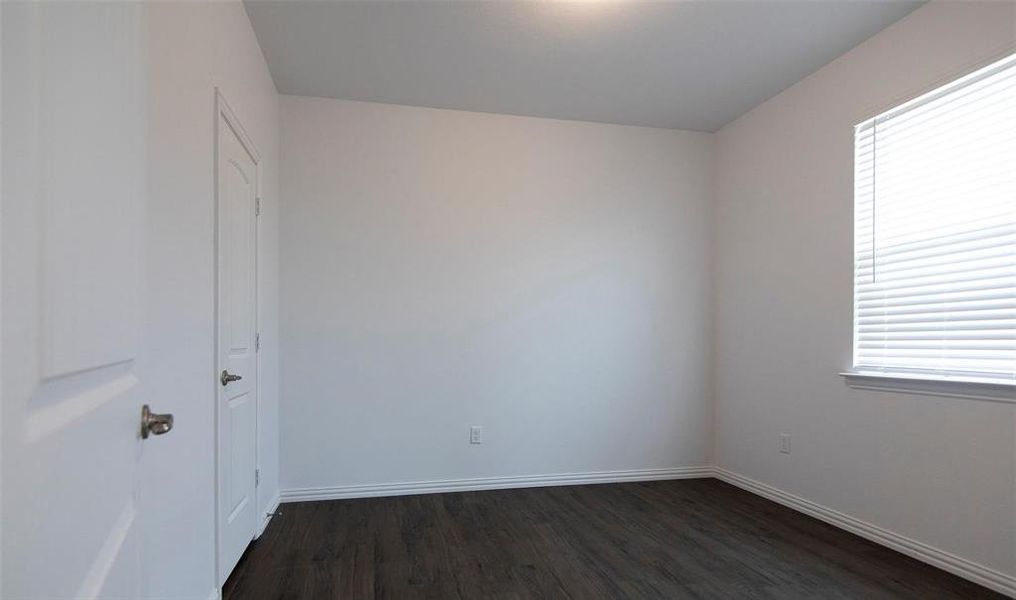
{"left": 223, "top": 479, "right": 1003, "bottom": 599}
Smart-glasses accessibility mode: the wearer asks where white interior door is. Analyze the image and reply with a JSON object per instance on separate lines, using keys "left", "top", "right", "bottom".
{"left": 216, "top": 96, "right": 260, "bottom": 586}
{"left": 1, "top": 3, "right": 160, "bottom": 598}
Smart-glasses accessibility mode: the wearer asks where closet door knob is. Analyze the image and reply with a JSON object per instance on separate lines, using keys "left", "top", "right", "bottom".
{"left": 141, "top": 405, "right": 174, "bottom": 439}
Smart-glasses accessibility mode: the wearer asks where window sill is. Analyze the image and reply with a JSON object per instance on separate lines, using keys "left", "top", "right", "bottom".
{"left": 840, "top": 371, "right": 1015, "bottom": 404}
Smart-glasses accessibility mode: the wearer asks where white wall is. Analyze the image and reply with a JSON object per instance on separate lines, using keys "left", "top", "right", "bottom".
{"left": 145, "top": 3, "right": 279, "bottom": 597}
{"left": 713, "top": 0, "right": 1016, "bottom": 583}
{"left": 279, "top": 96, "right": 714, "bottom": 493}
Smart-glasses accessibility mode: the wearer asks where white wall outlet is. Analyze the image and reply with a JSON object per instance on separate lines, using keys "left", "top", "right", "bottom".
{"left": 470, "top": 425, "right": 482, "bottom": 444}
{"left": 779, "top": 433, "right": 791, "bottom": 454}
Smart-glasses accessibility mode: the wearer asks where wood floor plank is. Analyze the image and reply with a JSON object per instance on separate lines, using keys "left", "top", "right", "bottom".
{"left": 223, "top": 479, "right": 1004, "bottom": 599}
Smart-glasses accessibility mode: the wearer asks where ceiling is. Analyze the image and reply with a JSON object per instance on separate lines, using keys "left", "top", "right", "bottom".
{"left": 245, "top": 0, "right": 923, "bottom": 132}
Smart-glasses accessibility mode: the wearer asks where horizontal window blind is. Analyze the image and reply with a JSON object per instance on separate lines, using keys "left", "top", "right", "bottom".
{"left": 853, "top": 52, "right": 1016, "bottom": 382}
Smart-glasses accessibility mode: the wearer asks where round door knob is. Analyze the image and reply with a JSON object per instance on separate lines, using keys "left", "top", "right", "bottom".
{"left": 141, "top": 404, "right": 174, "bottom": 439}
{"left": 221, "top": 370, "right": 243, "bottom": 386}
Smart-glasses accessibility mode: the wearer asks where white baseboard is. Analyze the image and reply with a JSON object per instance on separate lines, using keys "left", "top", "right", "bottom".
{"left": 208, "top": 587, "right": 221, "bottom": 600}
{"left": 280, "top": 466, "right": 713, "bottom": 502}
{"left": 714, "top": 468, "right": 1016, "bottom": 598}
{"left": 256, "top": 493, "right": 281, "bottom": 538}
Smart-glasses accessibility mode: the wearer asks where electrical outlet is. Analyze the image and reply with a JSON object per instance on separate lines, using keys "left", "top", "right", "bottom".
{"left": 779, "top": 433, "right": 791, "bottom": 454}
{"left": 470, "top": 426, "right": 482, "bottom": 444}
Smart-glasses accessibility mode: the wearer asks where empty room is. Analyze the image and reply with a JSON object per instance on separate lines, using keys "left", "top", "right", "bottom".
{"left": 2, "top": 0, "right": 1015, "bottom": 598}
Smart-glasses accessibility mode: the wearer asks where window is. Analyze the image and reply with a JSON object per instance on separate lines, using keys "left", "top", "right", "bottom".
{"left": 851, "top": 52, "right": 1016, "bottom": 390}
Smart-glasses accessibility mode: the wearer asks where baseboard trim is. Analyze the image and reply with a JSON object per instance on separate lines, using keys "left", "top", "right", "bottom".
{"left": 280, "top": 466, "right": 713, "bottom": 502}
{"left": 256, "top": 493, "right": 281, "bottom": 538}
{"left": 208, "top": 587, "right": 221, "bottom": 600}
{"left": 714, "top": 468, "right": 1016, "bottom": 598}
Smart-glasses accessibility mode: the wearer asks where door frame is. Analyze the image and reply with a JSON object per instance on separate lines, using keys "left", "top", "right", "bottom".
{"left": 213, "top": 88, "right": 263, "bottom": 588}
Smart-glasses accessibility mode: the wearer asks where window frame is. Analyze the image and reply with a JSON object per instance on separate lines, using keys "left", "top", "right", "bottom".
{"left": 842, "top": 52, "right": 1016, "bottom": 402}
{"left": 840, "top": 371, "right": 1015, "bottom": 403}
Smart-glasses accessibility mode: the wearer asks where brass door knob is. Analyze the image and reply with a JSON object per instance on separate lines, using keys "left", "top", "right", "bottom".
{"left": 141, "top": 405, "right": 174, "bottom": 439}
{"left": 220, "top": 370, "right": 242, "bottom": 386}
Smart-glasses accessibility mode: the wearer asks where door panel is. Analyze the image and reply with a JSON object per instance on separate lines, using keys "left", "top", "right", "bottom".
{"left": 217, "top": 103, "right": 259, "bottom": 586}
{"left": 2, "top": 3, "right": 148, "bottom": 598}
{"left": 39, "top": 3, "right": 143, "bottom": 378}
{"left": 228, "top": 393, "right": 255, "bottom": 519}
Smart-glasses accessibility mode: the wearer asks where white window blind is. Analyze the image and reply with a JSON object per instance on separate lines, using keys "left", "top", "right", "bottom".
{"left": 853, "top": 52, "right": 1016, "bottom": 384}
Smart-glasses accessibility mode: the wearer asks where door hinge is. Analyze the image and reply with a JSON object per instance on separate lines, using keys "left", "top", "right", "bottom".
{"left": 255, "top": 469, "right": 260, "bottom": 487}
{"left": 255, "top": 197, "right": 262, "bottom": 216}
{"left": 255, "top": 332, "right": 260, "bottom": 352}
